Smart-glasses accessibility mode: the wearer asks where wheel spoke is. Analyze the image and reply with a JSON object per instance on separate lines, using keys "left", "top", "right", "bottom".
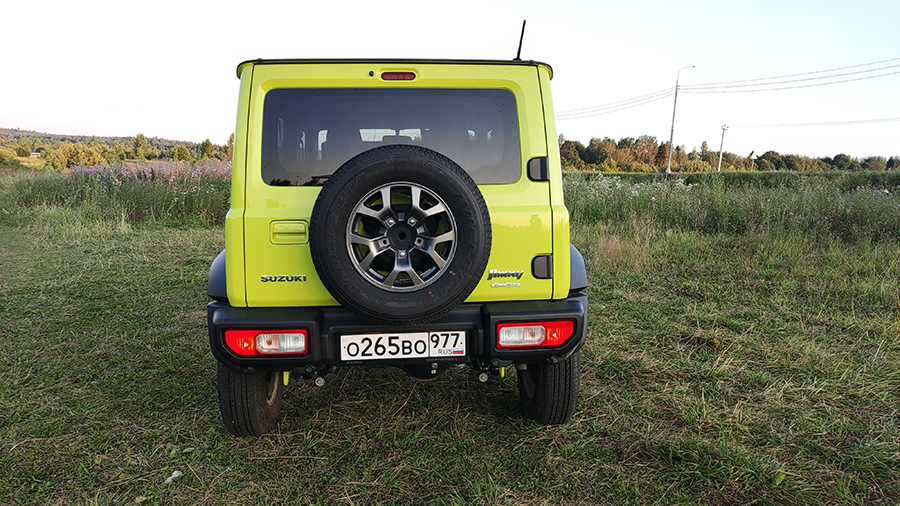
{"left": 421, "top": 202, "right": 447, "bottom": 218}
{"left": 379, "top": 187, "right": 393, "bottom": 217}
{"left": 350, "top": 233, "right": 388, "bottom": 272}
{"left": 349, "top": 233, "right": 376, "bottom": 247}
{"left": 383, "top": 263, "right": 401, "bottom": 286}
{"left": 384, "top": 257, "right": 424, "bottom": 287}
{"left": 431, "top": 231, "right": 455, "bottom": 244}
{"left": 356, "top": 206, "right": 382, "bottom": 220}
{"left": 410, "top": 186, "right": 423, "bottom": 215}
{"left": 426, "top": 248, "right": 447, "bottom": 269}
{"left": 415, "top": 230, "right": 454, "bottom": 269}
{"left": 408, "top": 268, "right": 424, "bottom": 286}
{"left": 357, "top": 252, "right": 376, "bottom": 271}
{"left": 419, "top": 231, "right": 454, "bottom": 248}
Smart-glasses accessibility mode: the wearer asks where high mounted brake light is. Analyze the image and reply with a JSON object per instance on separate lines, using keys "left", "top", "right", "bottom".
{"left": 496, "top": 320, "right": 575, "bottom": 349}
{"left": 381, "top": 72, "right": 416, "bottom": 81}
{"left": 225, "top": 329, "right": 308, "bottom": 356}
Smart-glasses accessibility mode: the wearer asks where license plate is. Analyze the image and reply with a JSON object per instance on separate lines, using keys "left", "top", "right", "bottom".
{"left": 340, "top": 331, "right": 466, "bottom": 361}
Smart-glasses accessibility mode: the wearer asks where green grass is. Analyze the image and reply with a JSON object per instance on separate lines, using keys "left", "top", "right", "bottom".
{"left": 1, "top": 171, "right": 899, "bottom": 504}
{"left": 1, "top": 163, "right": 231, "bottom": 228}
{"left": 565, "top": 172, "right": 900, "bottom": 242}
{"left": 586, "top": 171, "right": 900, "bottom": 191}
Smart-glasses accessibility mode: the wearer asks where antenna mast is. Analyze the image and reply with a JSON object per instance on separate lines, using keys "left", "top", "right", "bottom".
{"left": 514, "top": 20, "right": 526, "bottom": 60}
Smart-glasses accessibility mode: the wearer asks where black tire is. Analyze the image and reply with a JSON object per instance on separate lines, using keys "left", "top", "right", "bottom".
{"left": 310, "top": 145, "right": 491, "bottom": 326}
{"left": 217, "top": 362, "right": 283, "bottom": 436}
{"left": 517, "top": 351, "right": 580, "bottom": 425}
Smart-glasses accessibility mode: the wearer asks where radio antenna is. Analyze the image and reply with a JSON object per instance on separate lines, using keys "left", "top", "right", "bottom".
{"left": 514, "top": 20, "right": 526, "bottom": 61}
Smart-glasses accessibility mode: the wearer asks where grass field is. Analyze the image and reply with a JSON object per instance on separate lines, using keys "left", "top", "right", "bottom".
{"left": 1, "top": 170, "right": 899, "bottom": 505}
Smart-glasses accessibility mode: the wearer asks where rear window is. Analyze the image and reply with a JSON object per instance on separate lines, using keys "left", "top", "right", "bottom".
{"left": 261, "top": 89, "right": 520, "bottom": 186}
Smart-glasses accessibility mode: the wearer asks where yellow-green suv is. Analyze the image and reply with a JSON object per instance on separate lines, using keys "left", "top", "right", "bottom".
{"left": 207, "top": 59, "right": 588, "bottom": 436}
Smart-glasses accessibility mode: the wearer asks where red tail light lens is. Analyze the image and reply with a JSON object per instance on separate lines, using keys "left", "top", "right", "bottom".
{"left": 496, "top": 320, "right": 575, "bottom": 349}
{"left": 381, "top": 72, "right": 416, "bottom": 81}
{"left": 225, "top": 329, "right": 308, "bottom": 356}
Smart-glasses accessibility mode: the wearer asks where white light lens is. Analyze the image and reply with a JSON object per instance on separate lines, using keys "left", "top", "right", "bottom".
{"left": 256, "top": 332, "right": 307, "bottom": 354}
{"left": 498, "top": 325, "right": 546, "bottom": 347}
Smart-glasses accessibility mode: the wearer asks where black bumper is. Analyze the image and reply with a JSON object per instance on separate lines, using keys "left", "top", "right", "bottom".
{"left": 208, "top": 293, "right": 587, "bottom": 374}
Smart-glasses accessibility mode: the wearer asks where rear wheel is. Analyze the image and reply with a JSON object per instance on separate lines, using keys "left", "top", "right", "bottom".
{"left": 217, "top": 362, "right": 283, "bottom": 436}
{"left": 517, "top": 351, "right": 580, "bottom": 425}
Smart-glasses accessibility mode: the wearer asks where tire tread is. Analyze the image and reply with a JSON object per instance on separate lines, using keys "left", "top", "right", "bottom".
{"left": 518, "top": 351, "right": 580, "bottom": 425}
{"left": 217, "top": 363, "right": 282, "bottom": 436}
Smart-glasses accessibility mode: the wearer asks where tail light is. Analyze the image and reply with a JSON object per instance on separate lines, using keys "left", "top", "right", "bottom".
{"left": 225, "top": 329, "right": 308, "bottom": 356}
{"left": 496, "top": 320, "right": 575, "bottom": 349}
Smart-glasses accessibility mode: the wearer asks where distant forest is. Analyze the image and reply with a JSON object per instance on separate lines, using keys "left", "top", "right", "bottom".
{"left": 558, "top": 134, "right": 900, "bottom": 173}
{"left": 3, "top": 127, "right": 898, "bottom": 173}
{"left": 0, "top": 128, "right": 232, "bottom": 169}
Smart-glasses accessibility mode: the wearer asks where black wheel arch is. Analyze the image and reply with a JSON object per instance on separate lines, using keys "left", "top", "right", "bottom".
{"left": 208, "top": 249, "right": 228, "bottom": 302}
{"left": 569, "top": 244, "right": 587, "bottom": 294}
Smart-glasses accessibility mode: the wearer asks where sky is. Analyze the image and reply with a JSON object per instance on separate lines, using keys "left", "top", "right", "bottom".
{"left": 2, "top": 0, "right": 898, "bottom": 159}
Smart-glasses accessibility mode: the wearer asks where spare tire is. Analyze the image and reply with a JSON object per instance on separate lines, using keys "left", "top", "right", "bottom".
{"left": 310, "top": 145, "right": 491, "bottom": 326}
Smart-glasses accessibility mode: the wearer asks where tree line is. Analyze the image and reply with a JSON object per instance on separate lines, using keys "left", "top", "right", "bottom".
{"left": 0, "top": 129, "right": 233, "bottom": 169}
{"left": 559, "top": 134, "right": 900, "bottom": 173}
{"left": 5, "top": 127, "right": 897, "bottom": 173}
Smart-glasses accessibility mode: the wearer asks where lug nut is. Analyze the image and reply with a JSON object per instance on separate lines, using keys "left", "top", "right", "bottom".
{"left": 407, "top": 216, "right": 418, "bottom": 226}
{"left": 398, "top": 250, "right": 407, "bottom": 259}
{"left": 385, "top": 217, "right": 396, "bottom": 227}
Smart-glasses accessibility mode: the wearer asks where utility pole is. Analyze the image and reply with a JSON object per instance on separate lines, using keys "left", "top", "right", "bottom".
{"left": 666, "top": 65, "right": 695, "bottom": 174}
{"left": 717, "top": 125, "right": 729, "bottom": 172}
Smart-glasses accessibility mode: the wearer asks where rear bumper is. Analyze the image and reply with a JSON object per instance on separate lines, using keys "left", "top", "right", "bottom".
{"left": 208, "top": 293, "right": 587, "bottom": 374}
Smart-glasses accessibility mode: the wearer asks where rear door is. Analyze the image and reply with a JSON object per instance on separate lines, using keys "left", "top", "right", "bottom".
{"left": 240, "top": 62, "right": 554, "bottom": 307}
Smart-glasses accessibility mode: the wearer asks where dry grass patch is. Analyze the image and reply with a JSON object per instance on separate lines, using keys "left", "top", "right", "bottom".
{"left": 592, "top": 234, "right": 650, "bottom": 272}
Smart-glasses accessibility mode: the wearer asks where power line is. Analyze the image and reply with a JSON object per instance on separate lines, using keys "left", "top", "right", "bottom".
{"left": 682, "top": 63, "right": 900, "bottom": 91}
{"left": 554, "top": 56, "right": 900, "bottom": 120}
{"left": 734, "top": 116, "right": 900, "bottom": 128}
{"left": 681, "top": 55, "right": 900, "bottom": 87}
{"left": 556, "top": 87, "right": 673, "bottom": 116}
{"left": 681, "top": 69, "right": 900, "bottom": 94}
{"left": 556, "top": 89, "right": 674, "bottom": 120}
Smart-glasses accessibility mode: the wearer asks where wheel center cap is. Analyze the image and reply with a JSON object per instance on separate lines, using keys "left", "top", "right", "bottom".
{"left": 388, "top": 224, "right": 415, "bottom": 250}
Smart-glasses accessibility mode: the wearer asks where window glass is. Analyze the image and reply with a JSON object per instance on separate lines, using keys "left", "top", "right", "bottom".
{"left": 261, "top": 89, "right": 520, "bottom": 186}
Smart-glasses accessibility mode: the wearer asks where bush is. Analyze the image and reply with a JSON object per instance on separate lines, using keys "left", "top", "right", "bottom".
{"left": 0, "top": 148, "right": 23, "bottom": 169}
{"left": 677, "top": 159, "right": 713, "bottom": 173}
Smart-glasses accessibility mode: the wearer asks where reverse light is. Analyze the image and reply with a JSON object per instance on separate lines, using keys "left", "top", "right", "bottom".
{"left": 381, "top": 71, "right": 416, "bottom": 81}
{"left": 496, "top": 320, "right": 575, "bottom": 349}
{"left": 225, "top": 329, "right": 308, "bottom": 356}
